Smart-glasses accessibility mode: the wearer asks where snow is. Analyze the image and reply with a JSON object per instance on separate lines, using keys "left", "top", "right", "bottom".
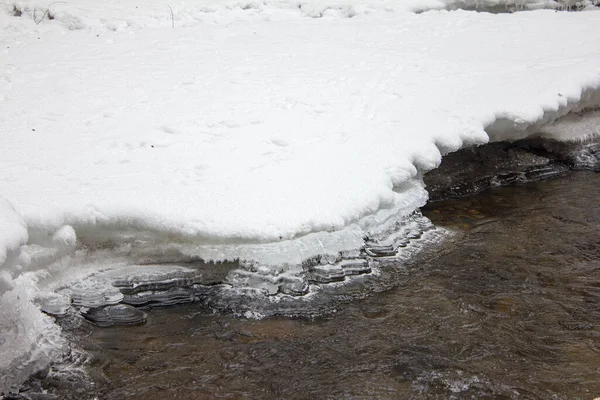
{"left": 0, "top": 273, "right": 65, "bottom": 393}
{"left": 51, "top": 225, "right": 77, "bottom": 248}
{"left": 1, "top": 0, "right": 578, "bottom": 33}
{"left": 2, "top": 9, "right": 599, "bottom": 251}
{"left": 0, "top": 199, "right": 64, "bottom": 394}
{"left": 0, "top": 196, "right": 28, "bottom": 295}
{"left": 1, "top": 0, "right": 600, "bottom": 392}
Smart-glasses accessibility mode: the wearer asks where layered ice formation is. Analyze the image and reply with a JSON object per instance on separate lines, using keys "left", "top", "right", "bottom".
{"left": 0, "top": 197, "right": 27, "bottom": 296}
{"left": 1, "top": 0, "right": 600, "bottom": 394}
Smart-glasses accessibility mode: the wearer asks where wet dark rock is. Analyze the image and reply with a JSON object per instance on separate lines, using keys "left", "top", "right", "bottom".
{"left": 70, "top": 287, "right": 123, "bottom": 308}
{"left": 522, "top": 163, "right": 569, "bottom": 180}
{"left": 54, "top": 313, "right": 92, "bottom": 336}
{"left": 423, "top": 138, "right": 594, "bottom": 201}
{"left": 82, "top": 304, "right": 147, "bottom": 327}
{"left": 517, "top": 138, "right": 600, "bottom": 171}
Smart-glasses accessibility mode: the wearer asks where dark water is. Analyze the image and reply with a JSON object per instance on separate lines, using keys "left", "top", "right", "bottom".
{"left": 42, "top": 172, "right": 600, "bottom": 400}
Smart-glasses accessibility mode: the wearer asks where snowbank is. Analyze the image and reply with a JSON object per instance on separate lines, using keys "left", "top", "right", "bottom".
{"left": 3, "top": 0, "right": 593, "bottom": 34}
{"left": 1, "top": 10, "right": 599, "bottom": 253}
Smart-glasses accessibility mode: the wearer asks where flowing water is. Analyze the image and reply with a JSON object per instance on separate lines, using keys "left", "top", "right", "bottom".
{"left": 18, "top": 171, "right": 600, "bottom": 400}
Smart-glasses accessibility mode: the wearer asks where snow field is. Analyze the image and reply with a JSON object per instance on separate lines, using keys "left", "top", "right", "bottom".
{"left": 2, "top": 11, "right": 600, "bottom": 250}
{"left": 3, "top": 0, "right": 592, "bottom": 34}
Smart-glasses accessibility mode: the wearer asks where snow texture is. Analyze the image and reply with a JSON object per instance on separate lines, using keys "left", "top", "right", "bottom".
{"left": 0, "top": 196, "right": 28, "bottom": 295}
{"left": 1, "top": 8, "right": 599, "bottom": 250}
{"left": 1, "top": 0, "right": 600, "bottom": 393}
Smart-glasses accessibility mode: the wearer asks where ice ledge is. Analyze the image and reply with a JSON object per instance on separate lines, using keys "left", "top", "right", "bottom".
{"left": 485, "top": 87, "right": 600, "bottom": 143}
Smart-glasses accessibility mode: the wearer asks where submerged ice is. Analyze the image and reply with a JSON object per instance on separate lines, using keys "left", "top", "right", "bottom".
{"left": 1, "top": 0, "right": 600, "bottom": 394}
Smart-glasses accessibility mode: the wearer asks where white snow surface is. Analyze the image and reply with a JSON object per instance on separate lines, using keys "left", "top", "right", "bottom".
{"left": 1, "top": 0, "right": 600, "bottom": 392}
{"left": 1, "top": 7, "right": 599, "bottom": 249}
{"left": 1, "top": 0, "right": 581, "bottom": 33}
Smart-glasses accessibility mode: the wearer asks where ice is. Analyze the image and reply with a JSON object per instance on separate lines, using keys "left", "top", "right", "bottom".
{"left": 121, "top": 288, "right": 197, "bottom": 308}
{"left": 538, "top": 109, "right": 600, "bottom": 141}
{"left": 0, "top": 274, "right": 65, "bottom": 394}
{"left": 1, "top": 0, "right": 600, "bottom": 393}
{"left": 0, "top": 196, "right": 28, "bottom": 295}
{"left": 67, "top": 279, "right": 124, "bottom": 308}
{"left": 36, "top": 292, "right": 71, "bottom": 316}
{"left": 51, "top": 225, "right": 77, "bottom": 249}
{"left": 82, "top": 304, "right": 147, "bottom": 327}
{"left": 0, "top": 198, "right": 63, "bottom": 393}
{"left": 338, "top": 259, "right": 372, "bottom": 276}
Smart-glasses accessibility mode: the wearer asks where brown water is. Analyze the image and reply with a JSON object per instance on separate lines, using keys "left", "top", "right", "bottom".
{"left": 42, "top": 172, "right": 600, "bottom": 400}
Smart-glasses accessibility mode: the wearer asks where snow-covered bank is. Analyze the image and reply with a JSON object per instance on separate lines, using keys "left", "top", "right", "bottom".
{"left": 3, "top": 0, "right": 596, "bottom": 34}
{"left": 1, "top": 1, "right": 600, "bottom": 394}
{"left": 2, "top": 10, "right": 600, "bottom": 250}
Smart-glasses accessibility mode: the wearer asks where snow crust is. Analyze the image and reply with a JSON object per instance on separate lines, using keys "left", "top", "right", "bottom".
{"left": 1, "top": 0, "right": 600, "bottom": 393}
{"left": 1, "top": 9, "right": 599, "bottom": 251}
{"left": 3, "top": 0, "right": 587, "bottom": 33}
